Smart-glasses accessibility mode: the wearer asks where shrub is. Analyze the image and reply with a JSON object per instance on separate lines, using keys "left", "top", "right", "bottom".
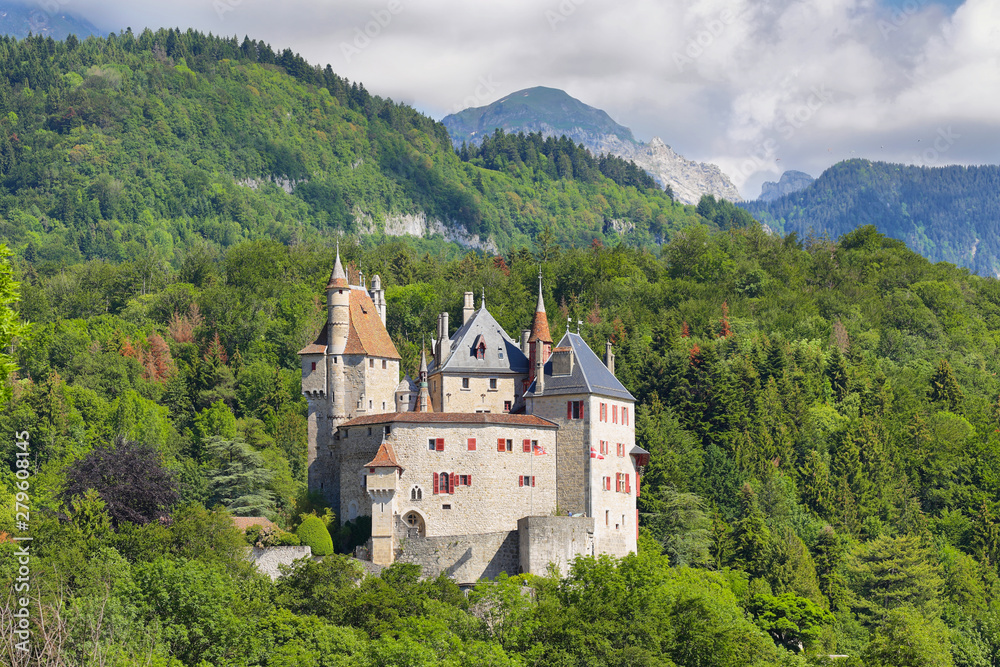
{"left": 296, "top": 515, "right": 333, "bottom": 556}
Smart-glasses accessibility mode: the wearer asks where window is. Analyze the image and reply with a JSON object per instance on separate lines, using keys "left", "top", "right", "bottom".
{"left": 600, "top": 403, "right": 606, "bottom": 421}
{"left": 382, "top": 402, "right": 386, "bottom": 411}
{"left": 459, "top": 474, "right": 472, "bottom": 486}
{"left": 382, "top": 359, "right": 387, "bottom": 369}
{"left": 567, "top": 400, "right": 584, "bottom": 420}
{"left": 504, "top": 401, "right": 512, "bottom": 413}
{"left": 434, "top": 472, "right": 455, "bottom": 494}
{"left": 612, "top": 405, "right": 618, "bottom": 424}
{"left": 410, "top": 486, "right": 423, "bottom": 501}
{"left": 428, "top": 438, "right": 436, "bottom": 451}
{"left": 476, "top": 343, "right": 486, "bottom": 360}
{"left": 519, "top": 475, "right": 536, "bottom": 487}
{"left": 489, "top": 378, "right": 497, "bottom": 389}
{"left": 497, "top": 438, "right": 513, "bottom": 452}
{"left": 616, "top": 473, "right": 622, "bottom": 492}
{"left": 467, "top": 438, "right": 477, "bottom": 451}
{"left": 462, "top": 377, "right": 470, "bottom": 389}
{"left": 369, "top": 400, "right": 373, "bottom": 410}
{"left": 603, "top": 476, "right": 611, "bottom": 491}
{"left": 384, "top": 425, "right": 391, "bottom": 435}
{"left": 606, "top": 510, "right": 609, "bottom": 526}
{"left": 369, "top": 358, "right": 374, "bottom": 368}
{"left": 311, "top": 361, "right": 317, "bottom": 371}
{"left": 623, "top": 407, "right": 629, "bottom": 425}
{"left": 367, "top": 427, "right": 372, "bottom": 436}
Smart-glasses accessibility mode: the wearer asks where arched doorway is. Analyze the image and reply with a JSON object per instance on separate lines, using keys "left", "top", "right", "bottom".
{"left": 402, "top": 511, "right": 426, "bottom": 537}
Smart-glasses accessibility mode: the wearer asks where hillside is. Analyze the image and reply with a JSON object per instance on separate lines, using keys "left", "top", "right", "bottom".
{"left": 0, "top": 31, "right": 710, "bottom": 266}
{"left": 7, "top": 222, "right": 1000, "bottom": 662}
{"left": 442, "top": 86, "right": 741, "bottom": 205}
{"left": 740, "top": 159, "right": 1000, "bottom": 275}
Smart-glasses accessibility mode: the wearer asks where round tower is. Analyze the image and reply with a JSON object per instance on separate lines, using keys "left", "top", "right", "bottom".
{"left": 327, "top": 246, "right": 350, "bottom": 421}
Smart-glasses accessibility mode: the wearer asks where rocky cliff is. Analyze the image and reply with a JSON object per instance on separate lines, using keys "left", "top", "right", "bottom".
{"left": 758, "top": 170, "right": 814, "bottom": 202}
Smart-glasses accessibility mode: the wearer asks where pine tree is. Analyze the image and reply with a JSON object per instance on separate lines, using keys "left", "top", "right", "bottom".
{"left": 928, "top": 358, "right": 964, "bottom": 412}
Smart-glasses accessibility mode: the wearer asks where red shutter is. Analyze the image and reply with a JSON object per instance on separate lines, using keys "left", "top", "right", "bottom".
{"left": 616, "top": 473, "right": 621, "bottom": 492}
{"left": 450, "top": 473, "right": 456, "bottom": 494}
{"left": 468, "top": 438, "right": 476, "bottom": 451}
{"left": 636, "top": 473, "right": 641, "bottom": 498}
{"left": 626, "top": 474, "right": 631, "bottom": 494}
{"left": 636, "top": 509, "right": 639, "bottom": 540}
{"left": 497, "top": 438, "right": 505, "bottom": 452}
{"left": 523, "top": 439, "right": 531, "bottom": 453}
{"left": 467, "top": 474, "right": 472, "bottom": 486}
{"left": 519, "top": 476, "right": 524, "bottom": 487}
{"left": 433, "top": 472, "right": 439, "bottom": 494}
{"left": 531, "top": 476, "right": 536, "bottom": 487}
{"left": 567, "top": 402, "right": 572, "bottom": 419}
{"left": 436, "top": 438, "right": 444, "bottom": 452}
{"left": 580, "top": 402, "right": 584, "bottom": 420}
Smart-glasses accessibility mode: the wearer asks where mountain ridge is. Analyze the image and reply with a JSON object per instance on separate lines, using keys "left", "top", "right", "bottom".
{"left": 442, "top": 86, "right": 741, "bottom": 205}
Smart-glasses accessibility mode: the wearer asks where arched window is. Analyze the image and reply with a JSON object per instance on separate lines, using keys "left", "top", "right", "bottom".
{"left": 410, "top": 486, "right": 423, "bottom": 501}
{"left": 439, "top": 472, "right": 450, "bottom": 490}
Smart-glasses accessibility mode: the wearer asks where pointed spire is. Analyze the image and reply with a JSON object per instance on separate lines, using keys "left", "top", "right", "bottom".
{"left": 528, "top": 270, "right": 552, "bottom": 344}
{"left": 419, "top": 339, "right": 428, "bottom": 385}
{"left": 481, "top": 286, "right": 486, "bottom": 310}
{"left": 327, "top": 242, "right": 348, "bottom": 288}
{"left": 535, "top": 268, "right": 546, "bottom": 314}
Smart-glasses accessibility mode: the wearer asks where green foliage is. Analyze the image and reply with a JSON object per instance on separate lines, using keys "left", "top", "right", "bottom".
{"left": 296, "top": 514, "right": 334, "bottom": 556}
{"left": 860, "top": 605, "right": 955, "bottom": 667}
{"left": 0, "top": 244, "right": 27, "bottom": 403}
{"left": 749, "top": 592, "right": 834, "bottom": 652}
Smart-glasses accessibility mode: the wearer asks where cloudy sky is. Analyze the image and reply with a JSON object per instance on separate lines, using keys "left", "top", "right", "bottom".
{"left": 66, "top": 0, "right": 998, "bottom": 198}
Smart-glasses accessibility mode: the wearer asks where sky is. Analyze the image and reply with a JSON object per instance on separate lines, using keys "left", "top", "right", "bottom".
{"left": 54, "top": 0, "right": 1000, "bottom": 199}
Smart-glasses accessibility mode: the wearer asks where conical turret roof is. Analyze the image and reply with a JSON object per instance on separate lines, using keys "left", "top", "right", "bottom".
{"left": 326, "top": 244, "right": 348, "bottom": 289}
{"left": 528, "top": 272, "right": 552, "bottom": 344}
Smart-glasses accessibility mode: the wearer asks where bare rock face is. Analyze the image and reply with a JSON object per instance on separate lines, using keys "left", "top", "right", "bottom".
{"left": 612, "top": 136, "right": 742, "bottom": 205}
{"left": 758, "top": 170, "right": 814, "bottom": 202}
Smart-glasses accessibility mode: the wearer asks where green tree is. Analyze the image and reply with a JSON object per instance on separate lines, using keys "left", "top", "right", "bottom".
{"left": 929, "top": 359, "right": 964, "bottom": 413}
{"left": 846, "top": 534, "right": 945, "bottom": 622}
{"left": 0, "top": 244, "right": 27, "bottom": 403}
{"left": 860, "top": 605, "right": 954, "bottom": 667}
{"left": 296, "top": 514, "right": 334, "bottom": 556}
{"left": 748, "top": 591, "right": 833, "bottom": 653}
{"left": 206, "top": 436, "right": 274, "bottom": 516}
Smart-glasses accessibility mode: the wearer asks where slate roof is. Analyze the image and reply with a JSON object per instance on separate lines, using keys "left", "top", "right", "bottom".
{"left": 365, "top": 439, "right": 402, "bottom": 468}
{"left": 429, "top": 306, "right": 528, "bottom": 375}
{"left": 339, "top": 412, "right": 558, "bottom": 429}
{"left": 524, "top": 332, "right": 634, "bottom": 402}
{"left": 297, "top": 287, "right": 400, "bottom": 359}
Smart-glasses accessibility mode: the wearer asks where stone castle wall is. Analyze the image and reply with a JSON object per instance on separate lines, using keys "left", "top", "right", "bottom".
{"left": 434, "top": 374, "right": 521, "bottom": 414}
{"left": 528, "top": 393, "right": 590, "bottom": 515}
{"left": 588, "top": 395, "right": 637, "bottom": 557}
{"left": 518, "top": 516, "right": 594, "bottom": 577}
{"left": 397, "top": 530, "right": 519, "bottom": 583}
{"left": 339, "top": 421, "right": 558, "bottom": 535}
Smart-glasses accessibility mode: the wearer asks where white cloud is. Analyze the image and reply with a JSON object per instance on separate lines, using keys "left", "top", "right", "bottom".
{"left": 63, "top": 0, "right": 998, "bottom": 199}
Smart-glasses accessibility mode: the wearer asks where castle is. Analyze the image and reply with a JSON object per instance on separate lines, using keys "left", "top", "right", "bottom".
{"left": 299, "top": 250, "right": 648, "bottom": 581}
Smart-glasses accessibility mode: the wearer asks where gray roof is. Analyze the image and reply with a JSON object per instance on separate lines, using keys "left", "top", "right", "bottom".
{"left": 429, "top": 306, "right": 528, "bottom": 375}
{"left": 524, "top": 332, "right": 634, "bottom": 402}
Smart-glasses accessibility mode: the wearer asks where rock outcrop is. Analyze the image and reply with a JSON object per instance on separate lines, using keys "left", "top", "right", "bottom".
{"left": 758, "top": 170, "right": 815, "bottom": 202}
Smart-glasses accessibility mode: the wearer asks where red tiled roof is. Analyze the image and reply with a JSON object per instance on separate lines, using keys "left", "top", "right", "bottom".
{"left": 298, "top": 322, "right": 329, "bottom": 355}
{"left": 340, "top": 412, "right": 558, "bottom": 428}
{"left": 528, "top": 309, "right": 552, "bottom": 344}
{"left": 364, "top": 440, "right": 402, "bottom": 468}
{"left": 345, "top": 289, "right": 401, "bottom": 359}
{"left": 231, "top": 516, "right": 279, "bottom": 532}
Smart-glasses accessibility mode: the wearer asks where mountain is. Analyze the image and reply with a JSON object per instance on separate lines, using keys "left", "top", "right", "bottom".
{"left": 758, "top": 170, "right": 813, "bottom": 202}
{"left": 442, "top": 86, "right": 741, "bottom": 206}
{"left": 0, "top": 31, "right": 718, "bottom": 268}
{"left": 0, "top": 1, "right": 103, "bottom": 39}
{"left": 740, "top": 159, "right": 1000, "bottom": 276}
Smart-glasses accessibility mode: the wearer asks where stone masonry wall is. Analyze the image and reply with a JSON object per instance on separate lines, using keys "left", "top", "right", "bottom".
{"left": 528, "top": 393, "right": 590, "bottom": 515}
{"left": 338, "top": 421, "right": 558, "bottom": 535}
{"left": 397, "top": 530, "right": 519, "bottom": 583}
{"left": 589, "top": 395, "right": 637, "bottom": 557}
{"left": 247, "top": 546, "right": 312, "bottom": 580}
{"left": 436, "top": 374, "right": 520, "bottom": 414}
{"left": 518, "top": 516, "right": 594, "bottom": 577}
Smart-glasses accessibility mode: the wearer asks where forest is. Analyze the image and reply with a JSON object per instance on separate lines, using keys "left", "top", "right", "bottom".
{"left": 4, "top": 220, "right": 1000, "bottom": 665}
{"left": 1, "top": 26, "right": 1000, "bottom": 667}
{"left": 740, "top": 159, "right": 1000, "bottom": 277}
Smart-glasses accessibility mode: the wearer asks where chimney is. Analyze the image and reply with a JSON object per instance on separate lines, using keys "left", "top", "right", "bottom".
{"left": 521, "top": 329, "right": 531, "bottom": 357}
{"left": 439, "top": 311, "right": 449, "bottom": 361}
{"left": 463, "top": 291, "right": 475, "bottom": 324}
{"left": 605, "top": 341, "right": 615, "bottom": 375}
{"left": 534, "top": 338, "right": 545, "bottom": 395}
